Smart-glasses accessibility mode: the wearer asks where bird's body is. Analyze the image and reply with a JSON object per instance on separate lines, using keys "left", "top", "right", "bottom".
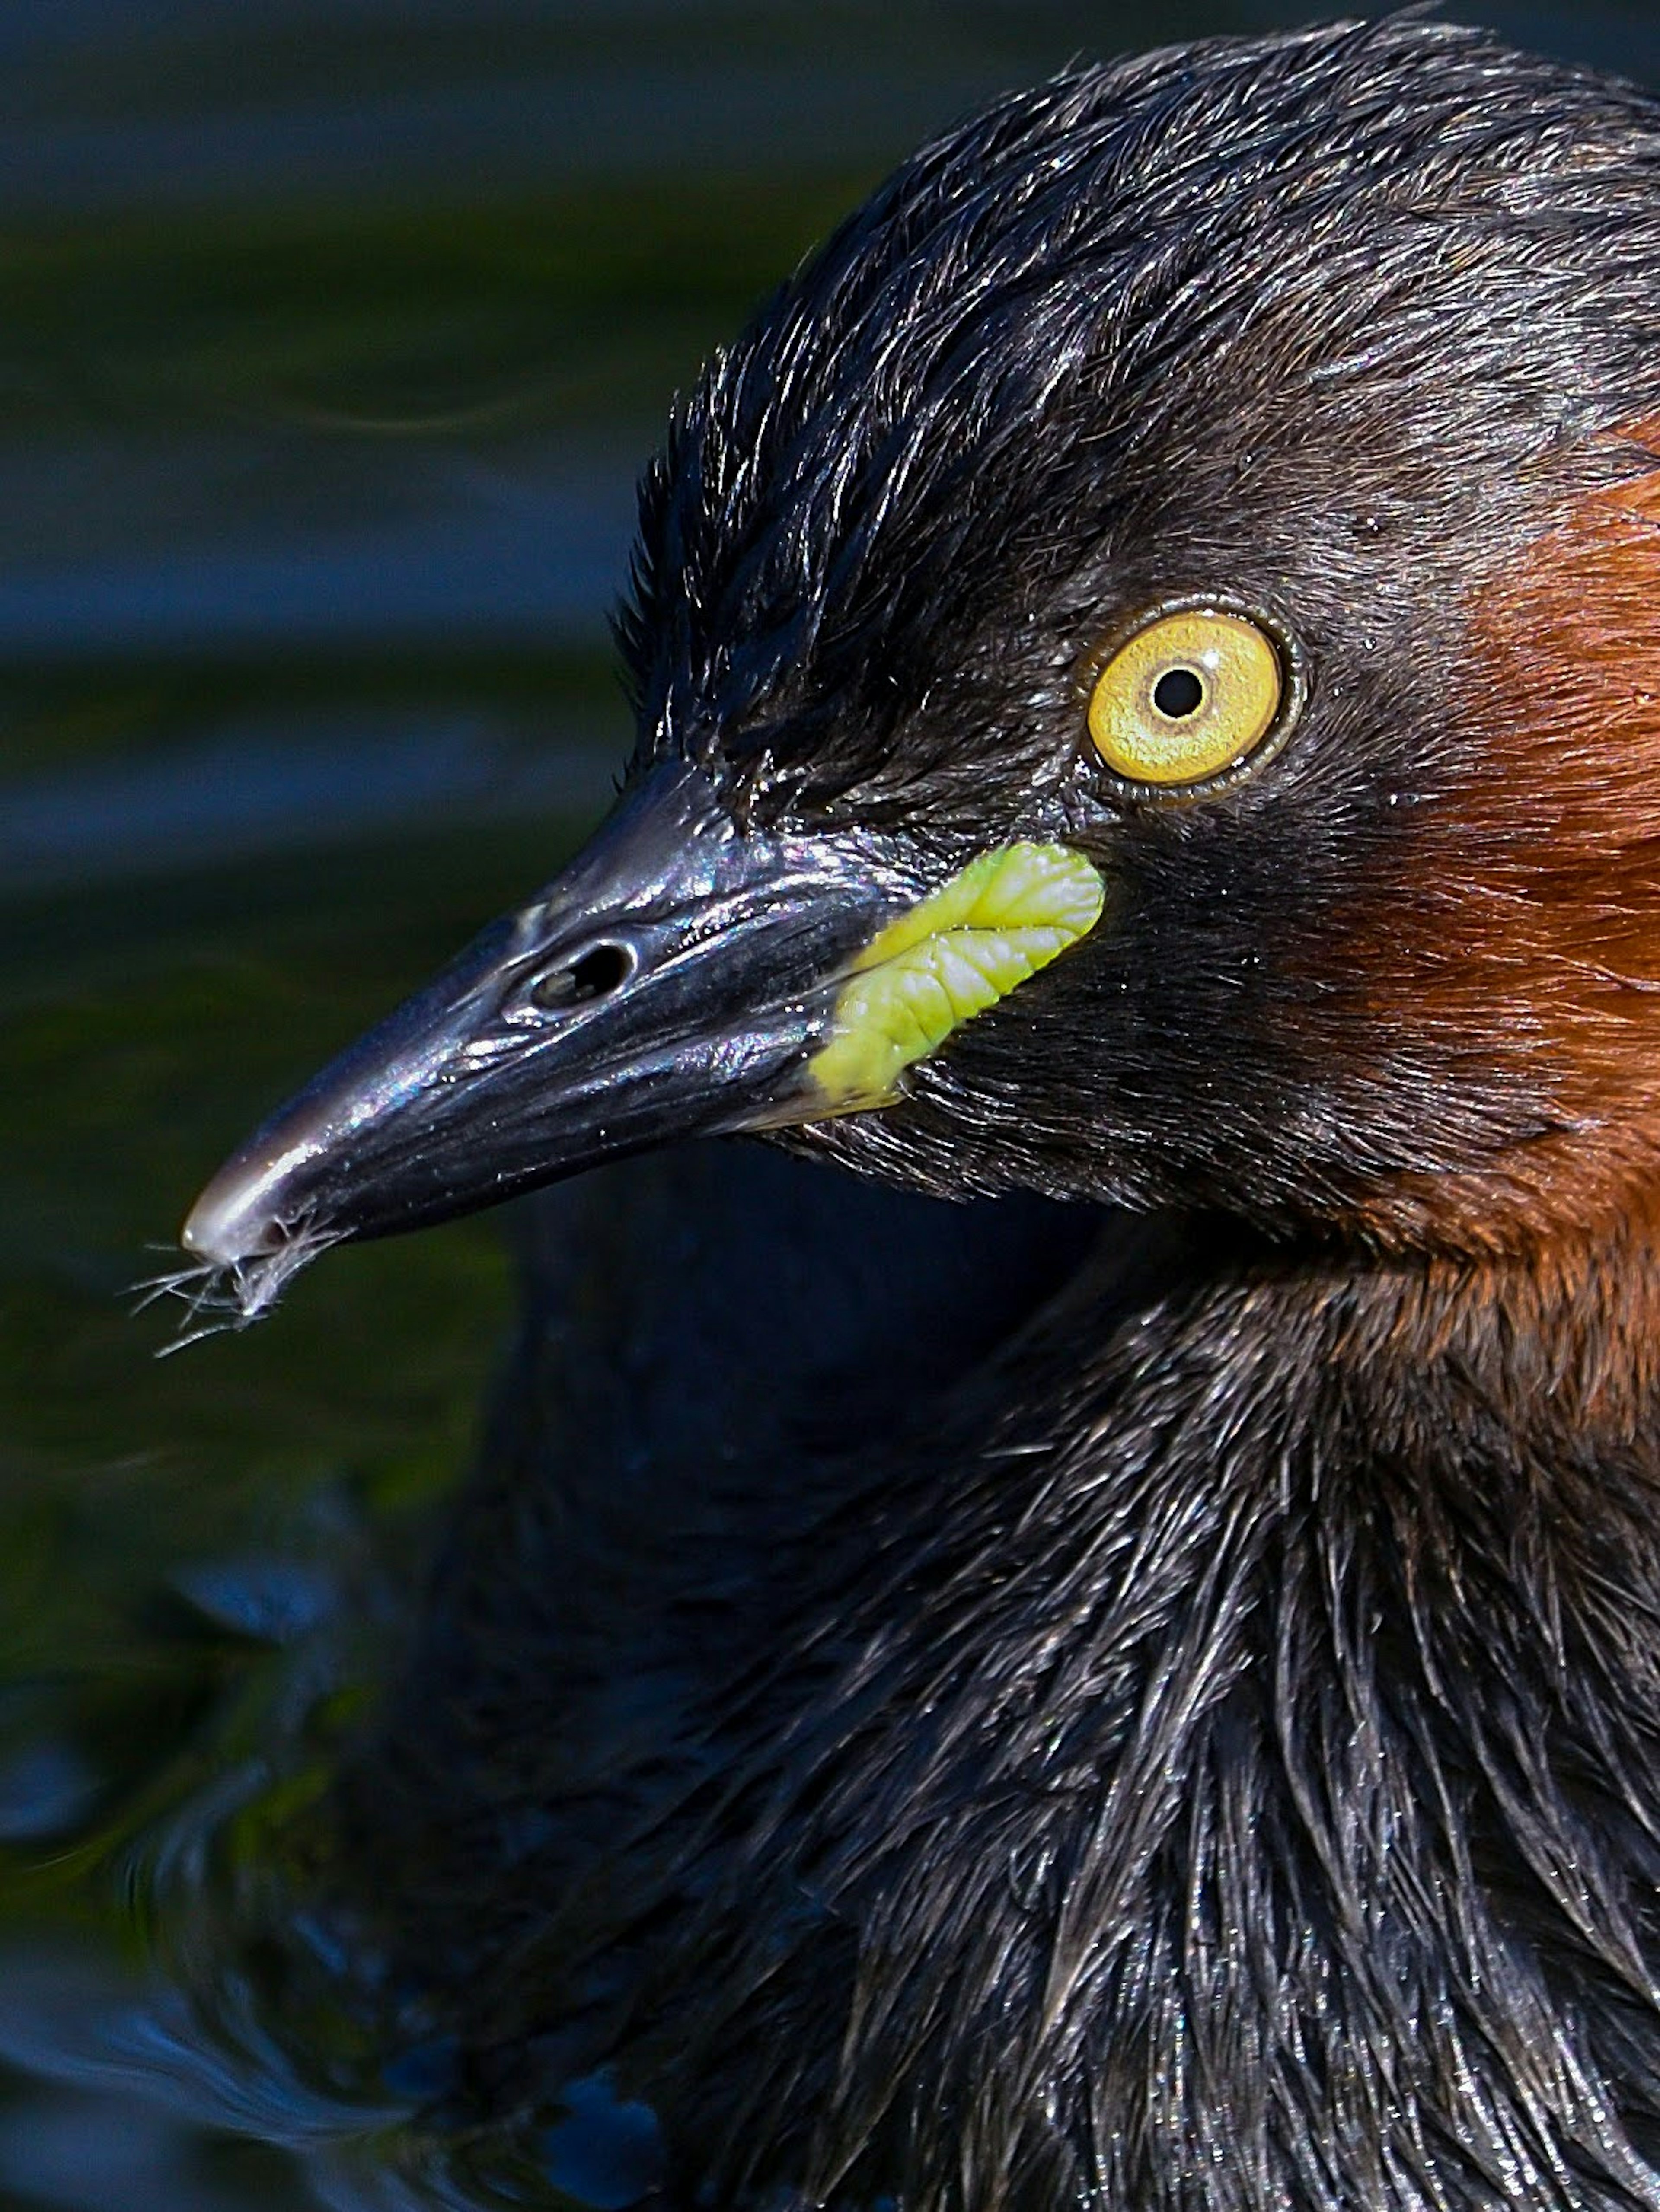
{"left": 347, "top": 1159, "right": 1660, "bottom": 2212}
{"left": 180, "top": 18, "right": 1660, "bottom": 2209}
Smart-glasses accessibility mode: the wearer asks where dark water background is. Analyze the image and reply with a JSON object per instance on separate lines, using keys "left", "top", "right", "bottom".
{"left": 3, "top": 3, "right": 1655, "bottom": 2205}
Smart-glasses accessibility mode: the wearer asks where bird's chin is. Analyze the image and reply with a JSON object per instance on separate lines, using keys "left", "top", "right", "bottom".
{"left": 174, "top": 761, "right": 1106, "bottom": 1326}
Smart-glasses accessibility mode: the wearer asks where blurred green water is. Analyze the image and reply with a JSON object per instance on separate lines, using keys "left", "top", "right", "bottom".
{"left": 1, "top": 3, "right": 1654, "bottom": 2205}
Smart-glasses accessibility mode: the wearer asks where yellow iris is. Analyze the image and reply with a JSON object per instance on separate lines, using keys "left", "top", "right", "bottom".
{"left": 1087, "top": 609, "right": 1283, "bottom": 789}
{"left": 809, "top": 842, "right": 1105, "bottom": 1111}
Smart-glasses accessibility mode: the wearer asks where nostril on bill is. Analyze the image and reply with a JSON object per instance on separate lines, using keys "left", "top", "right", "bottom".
{"left": 530, "top": 940, "right": 637, "bottom": 1012}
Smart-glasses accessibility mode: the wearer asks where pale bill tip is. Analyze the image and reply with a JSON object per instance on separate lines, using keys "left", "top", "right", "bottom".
{"left": 179, "top": 1143, "right": 300, "bottom": 1268}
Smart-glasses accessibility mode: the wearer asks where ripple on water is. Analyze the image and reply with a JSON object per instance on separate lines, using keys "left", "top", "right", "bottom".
{"left": 0, "top": 1521, "right": 665, "bottom": 2211}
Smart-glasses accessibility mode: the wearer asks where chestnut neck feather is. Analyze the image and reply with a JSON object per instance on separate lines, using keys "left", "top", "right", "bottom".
{"left": 1316, "top": 443, "right": 1660, "bottom": 1256}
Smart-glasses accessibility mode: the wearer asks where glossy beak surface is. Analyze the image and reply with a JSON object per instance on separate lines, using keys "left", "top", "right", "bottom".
{"left": 182, "top": 764, "right": 911, "bottom": 1269}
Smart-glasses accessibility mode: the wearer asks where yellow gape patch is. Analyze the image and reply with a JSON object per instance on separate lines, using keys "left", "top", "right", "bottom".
{"left": 809, "top": 843, "right": 1105, "bottom": 1110}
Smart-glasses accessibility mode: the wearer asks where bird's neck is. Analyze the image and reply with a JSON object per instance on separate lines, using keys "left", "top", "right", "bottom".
{"left": 353, "top": 1190, "right": 1660, "bottom": 2211}
{"left": 637, "top": 1218, "right": 1660, "bottom": 2208}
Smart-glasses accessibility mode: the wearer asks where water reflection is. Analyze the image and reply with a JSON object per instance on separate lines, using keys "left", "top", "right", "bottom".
{"left": 0, "top": 1482, "right": 657, "bottom": 2210}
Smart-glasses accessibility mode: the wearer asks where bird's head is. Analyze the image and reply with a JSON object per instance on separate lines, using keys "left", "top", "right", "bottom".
{"left": 182, "top": 17, "right": 1660, "bottom": 1307}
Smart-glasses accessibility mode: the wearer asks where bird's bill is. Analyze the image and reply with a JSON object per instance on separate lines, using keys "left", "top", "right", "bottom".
{"left": 179, "top": 763, "right": 912, "bottom": 1273}
{"left": 179, "top": 750, "right": 1106, "bottom": 1308}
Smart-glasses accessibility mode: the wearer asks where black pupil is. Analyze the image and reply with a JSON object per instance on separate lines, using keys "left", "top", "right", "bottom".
{"left": 1153, "top": 667, "right": 1205, "bottom": 719}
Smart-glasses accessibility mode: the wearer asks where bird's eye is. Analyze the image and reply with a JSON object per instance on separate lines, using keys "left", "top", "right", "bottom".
{"left": 1087, "top": 609, "right": 1287, "bottom": 792}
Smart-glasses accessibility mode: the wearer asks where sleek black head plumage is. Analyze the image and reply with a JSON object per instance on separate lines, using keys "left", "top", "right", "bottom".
{"left": 625, "top": 15, "right": 1660, "bottom": 1236}
{"left": 627, "top": 13, "right": 1645, "bottom": 803}
{"left": 178, "top": 19, "right": 1660, "bottom": 2212}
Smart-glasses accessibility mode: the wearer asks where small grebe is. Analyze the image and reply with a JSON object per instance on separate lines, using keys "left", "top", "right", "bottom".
{"left": 181, "top": 19, "right": 1660, "bottom": 2210}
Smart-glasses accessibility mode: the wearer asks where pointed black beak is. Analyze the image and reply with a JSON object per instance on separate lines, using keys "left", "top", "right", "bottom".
{"left": 181, "top": 764, "right": 913, "bottom": 1269}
